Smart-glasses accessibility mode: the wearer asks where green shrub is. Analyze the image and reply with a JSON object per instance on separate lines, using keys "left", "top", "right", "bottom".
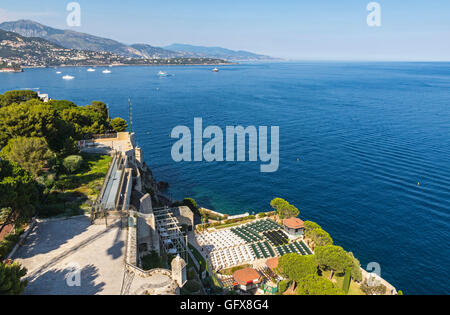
{"left": 360, "top": 281, "right": 387, "bottom": 295}
{"left": 44, "top": 173, "right": 56, "bottom": 188}
{"left": 0, "top": 229, "right": 24, "bottom": 260}
{"left": 342, "top": 268, "right": 351, "bottom": 294}
{"left": 187, "top": 269, "right": 196, "bottom": 280}
{"left": 141, "top": 251, "right": 164, "bottom": 270}
{"left": 63, "top": 155, "right": 83, "bottom": 173}
{"left": 278, "top": 280, "right": 291, "bottom": 293}
{"left": 183, "top": 280, "right": 201, "bottom": 293}
{"left": 54, "top": 177, "right": 77, "bottom": 191}
{"left": 0, "top": 261, "right": 28, "bottom": 295}
{"left": 203, "top": 275, "right": 223, "bottom": 294}
{"left": 111, "top": 117, "right": 128, "bottom": 132}
{"left": 38, "top": 203, "right": 63, "bottom": 218}
{"left": 182, "top": 198, "right": 200, "bottom": 216}
{"left": 188, "top": 244, "right": 206, "bottom": 272}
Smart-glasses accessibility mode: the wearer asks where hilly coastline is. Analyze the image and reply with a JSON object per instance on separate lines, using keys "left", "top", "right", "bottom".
{"left": 0, "top": 20, "right": 275, "bottom": 61}
{"left": 0, "top": 28, "right": 229, "bottom": 68}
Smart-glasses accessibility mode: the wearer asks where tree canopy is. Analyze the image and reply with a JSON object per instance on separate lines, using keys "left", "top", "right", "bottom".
{"left": 270, "top": 198, "right": 299, "bottom": 219}
{"left": 47, "top": 99, "right": 77, "bottom": 112}
{"left": 304, "top": 220, "right": 333, "bottom": 248}
{"left": 0, "top": 261, "right": 28, "bottom": 295}
{"left": 296, "top": 274, "right": 344, "bottom": 295}
{"left": 0, "top": 137, "right": 53, "bottom": 178}
{"left": 59, "top": 102, "right": 110, "bottom": 138}
{"left": 347, "top": 251, "right": 363, "bottom": 282}
{"left": 315, "top": 245, "right": 353, "bottom": 277}
{"left": 62, "top": 155, "right": 84, "bottom": 174}
{"left": 111, "top": 117, "right": 128, "bottom": 132}
{"left": 0, "top": 93, "right": 126, "bottom": 156}
{"left": 276, "top": 253, "right": 318, "bottom": 283}
{"left": 0, "top": 159, "right": 39, "bottom": 234}
{"left": 0, "top": 90, "right": 38, "bottom": 108}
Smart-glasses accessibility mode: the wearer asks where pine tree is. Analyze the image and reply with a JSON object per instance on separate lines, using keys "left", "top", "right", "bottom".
{"left": 342, "top": 267, "right": 351, "bottom": 294}
{"left": 0, "top": 262, "right": 28, "bottom": 295}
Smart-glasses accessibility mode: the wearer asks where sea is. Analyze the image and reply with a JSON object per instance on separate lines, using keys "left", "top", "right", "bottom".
{"left": 1, "top": 61, "right": 449, "bottom": 294}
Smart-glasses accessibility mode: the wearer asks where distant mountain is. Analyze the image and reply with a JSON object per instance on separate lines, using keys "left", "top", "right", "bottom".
{"left": 0, "top": 20, "right": 178, "bottom": 59}
{"left": 0, "top": 29, "right": 119, "bottom": 67}
{"left": 0, "top": 29, "right": 229, "bottom": 68}
{"left": 163, "top": 43, "right": 275, "bottom": 61}
{"left": 129, "top": 44, "right": 182, "bottom": 59}
{"left": 0, "top": 20, "right": 275, "bottom": 61}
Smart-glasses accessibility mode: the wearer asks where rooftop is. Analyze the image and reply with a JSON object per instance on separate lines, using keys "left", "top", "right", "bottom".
{"left": 233, "top": 268, "right": 261, "bottom": 286}
{"left": 283, "top": 217, "right": 304, "bottom": 229}
{"left": 265, "top": 257, "right": 279, "bottom": 270}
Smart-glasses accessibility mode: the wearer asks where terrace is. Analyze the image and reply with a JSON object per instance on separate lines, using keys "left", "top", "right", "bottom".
{"left": 194, "top": 218, "right": 313, "bottom": 272}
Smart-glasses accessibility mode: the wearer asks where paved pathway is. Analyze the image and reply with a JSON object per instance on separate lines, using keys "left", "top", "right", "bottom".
{"left": 12, "top": 216, "right": 126, "bottom": 295}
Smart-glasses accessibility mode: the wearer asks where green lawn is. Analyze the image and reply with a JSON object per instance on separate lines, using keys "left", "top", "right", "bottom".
{"left": 39, "top": 153, "right": 112, "bottom": 218}
{"left": 321, "top": 270, "right": 365, "bottom": 295}
{"left": 70, "top": 153, "right": 112, "bottom": 198}
{"left": 212, "top": 218, "right": 256, "bottom": 230}
{"left": 188, "top": 243, "right": 207, "bottom": 272}
{"left": 218, "top": 264, "right": 251, "bottom": 275}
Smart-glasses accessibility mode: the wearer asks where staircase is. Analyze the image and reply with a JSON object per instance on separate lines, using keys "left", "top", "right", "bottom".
{"left": 120, "top": 267, "right": 135, "bottom": 295}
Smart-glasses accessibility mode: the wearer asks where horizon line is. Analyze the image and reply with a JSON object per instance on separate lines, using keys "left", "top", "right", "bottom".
{"left": 1, "top": 19, "right": 449, "bottom": 63}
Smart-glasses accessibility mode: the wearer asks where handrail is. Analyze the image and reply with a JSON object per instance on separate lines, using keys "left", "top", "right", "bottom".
{"left": 90, "top": 132, "right": 118, "bottom": 140}
{"left": 120, "top": 170, "right": 133, "bottom": 211}
{"left": 96, "top": 153, "right": 118, "bottom": 204}
{"left": 114, "top": 166, "right": 127, "bottom": 209}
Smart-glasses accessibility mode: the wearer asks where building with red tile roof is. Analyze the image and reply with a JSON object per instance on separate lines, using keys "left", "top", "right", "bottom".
{"left": 233, "top": 268, "right": 262, "bottom": 291}
{"left": 282, "top": 217, "right": 305, "bottom": 236}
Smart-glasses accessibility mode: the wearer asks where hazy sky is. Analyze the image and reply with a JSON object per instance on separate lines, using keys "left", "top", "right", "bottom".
{"left": 1, "top": 0, "right": 449, "bottom": 60}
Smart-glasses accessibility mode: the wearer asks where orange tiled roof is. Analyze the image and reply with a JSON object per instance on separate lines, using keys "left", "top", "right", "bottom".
{"left": 233, "top": 268, "right": 261, "bottom": 286}
{"left": 283, "top": 217, "right": 304, "bottom": 229}
{"left": 265, "top": 257, "right": 279, "bottom": 270}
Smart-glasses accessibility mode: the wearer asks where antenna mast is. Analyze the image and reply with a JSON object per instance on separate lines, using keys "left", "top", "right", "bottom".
{"left": 128, "top": 98, "right": 133, "bottom": 133}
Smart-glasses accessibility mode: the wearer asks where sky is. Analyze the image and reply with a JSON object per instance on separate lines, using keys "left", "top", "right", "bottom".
{"left": 0, "top": 0, "right": 449, "bottom": 61}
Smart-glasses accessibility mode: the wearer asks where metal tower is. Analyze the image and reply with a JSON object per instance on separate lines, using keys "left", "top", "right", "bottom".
{"left": 128, "top": 98, "right": 133, "bottom": 133}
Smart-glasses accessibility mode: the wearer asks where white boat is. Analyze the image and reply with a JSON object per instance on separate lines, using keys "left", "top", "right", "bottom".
{"left": 102, "top": 69, "right": 111, "bottom": 74}
{"left": 212, "top": 67, "right": 219, "bottom": 72}
{"left": 56, "top": 71, "right": 62, "bottom": 74}
{"left": 158, "top": 71, "right": 168, "bottom": 77}
{"left": 87, "top": 68, "right": 96, "bottom": 72}
{"left": 62, "top": 75, "right": 75, "bottom": 80}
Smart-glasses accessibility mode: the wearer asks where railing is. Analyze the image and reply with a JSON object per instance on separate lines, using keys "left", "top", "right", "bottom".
{"left": 96, "top": 153, "right": 118, "bottom": 204}
{"left": 114, "top": 166, "right": 127, "bottom": 210}
{"left": 90, "top": 132, "right": 118, "bottom": 140}
{"left": 121, "top": 170, "right": 133, "bottom": 211}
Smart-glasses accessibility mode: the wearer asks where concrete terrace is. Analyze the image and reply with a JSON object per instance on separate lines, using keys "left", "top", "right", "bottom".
{"left": 79, "top": 132, "right": 135, "bottom": 155}
{"left": 10, "top": 131, "right": 189, "bottom": 295}
{"left": 12, "top": 216, "right": 126, "bottom": 295}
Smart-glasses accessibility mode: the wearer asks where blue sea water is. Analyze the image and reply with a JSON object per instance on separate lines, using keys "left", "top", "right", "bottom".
{"left": 1, "top": 62, "right": 449, "bottom": 294}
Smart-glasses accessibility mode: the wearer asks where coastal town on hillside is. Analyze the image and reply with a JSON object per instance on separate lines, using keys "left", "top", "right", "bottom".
{"left": 0, "top": 28, "right": 230, "bottom": 69}
{"left": 0, "top": 90, "right": 398, "bottom": 296}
